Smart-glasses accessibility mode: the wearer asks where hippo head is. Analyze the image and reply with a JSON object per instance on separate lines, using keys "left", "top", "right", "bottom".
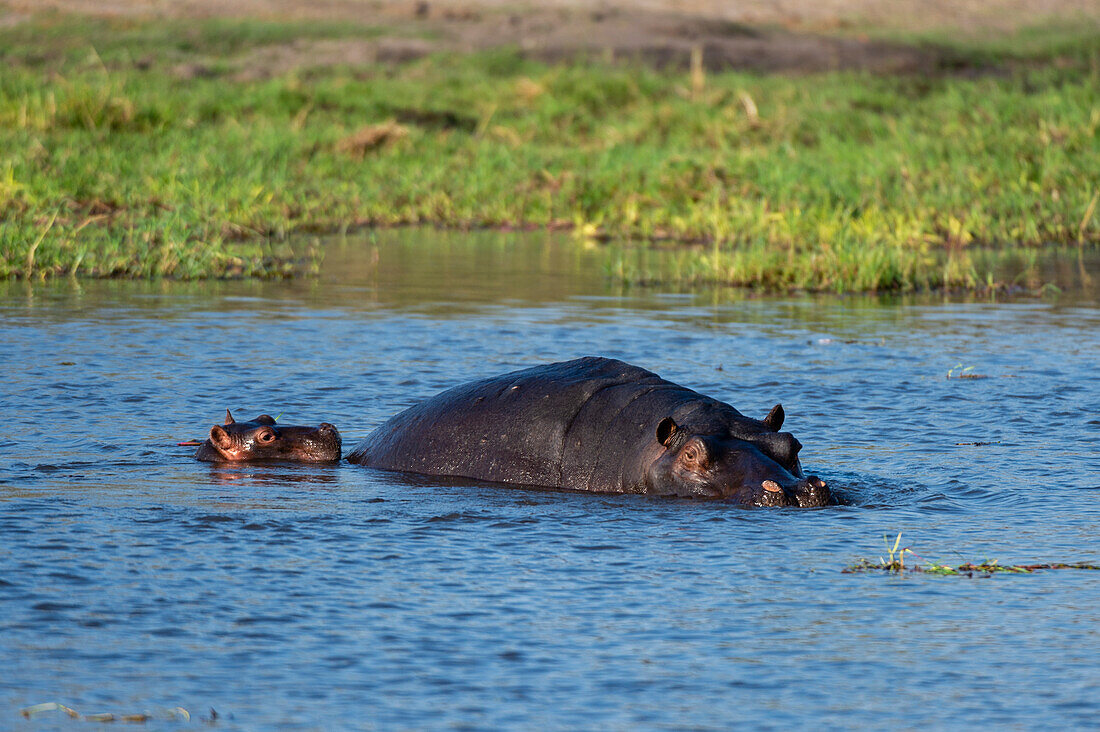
{"left": 644, "top": 405, "right": 830, "bottom": 507}
{"left": 197, "top": 410, "right": 342, "bottom": 462}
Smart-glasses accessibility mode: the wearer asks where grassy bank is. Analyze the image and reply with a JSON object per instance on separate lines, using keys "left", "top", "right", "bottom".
{"left": 1, "top": 14, "right": 1098, "bottom": 289}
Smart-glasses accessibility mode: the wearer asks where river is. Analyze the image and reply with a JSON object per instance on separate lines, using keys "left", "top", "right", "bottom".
{"left": 2, "top": 231, "right": 1098, "bottom": 729}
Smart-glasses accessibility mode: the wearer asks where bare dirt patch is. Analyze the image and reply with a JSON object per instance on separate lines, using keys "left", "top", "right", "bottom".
{"left": 3, "top": 0, "right": 1099, "bottom": 77}
{"left": 8, "top": 0, "right": 1100, "bottom": 32}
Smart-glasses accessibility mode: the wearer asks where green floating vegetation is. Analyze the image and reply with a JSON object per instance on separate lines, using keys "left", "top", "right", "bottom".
{"left": 845, "top": 558, "right": 1100, "bottom": 576}
{"left": 1, "top": 14, "right": 1098, "bottom": 289}
{"left": 844, "top": 534, "right": 1100, "bottom": 576}
{"left": 20, "top": 701, "right": 193, "bottom": 723}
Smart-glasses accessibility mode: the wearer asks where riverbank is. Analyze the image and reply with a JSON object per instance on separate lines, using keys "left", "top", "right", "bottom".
{"left": 1, "top": 8, "right": 1097, "bottom": 289}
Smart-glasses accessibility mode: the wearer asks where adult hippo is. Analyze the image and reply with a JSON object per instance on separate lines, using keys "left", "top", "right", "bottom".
{"left": 348, "top": 357, "right": 831, "bottom": 507}
{"left": 195, "top": 410, "right": 342, "bottom": 462}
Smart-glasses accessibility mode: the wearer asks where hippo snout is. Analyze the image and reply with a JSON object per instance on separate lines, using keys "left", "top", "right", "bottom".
{"left": 759, "top": 480, "right": 789, "bottom": 507}
{"left": 312, "top": 423, "right": 343, "bottom": 460}
{"left": 758, "top": 476, "right": 831, "bottom": 507}
{"left": 793, "top": 476, "right": 831, "bottom": 507}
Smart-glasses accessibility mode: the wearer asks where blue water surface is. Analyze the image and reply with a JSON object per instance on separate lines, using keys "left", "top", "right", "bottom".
{"left": 2, "top": 232, "right": 1098, "bottom": 729}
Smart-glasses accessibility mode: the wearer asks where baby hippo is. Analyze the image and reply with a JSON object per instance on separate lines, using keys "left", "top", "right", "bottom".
{"left": 195, "top": 410, "right": 342, "bottom": 462}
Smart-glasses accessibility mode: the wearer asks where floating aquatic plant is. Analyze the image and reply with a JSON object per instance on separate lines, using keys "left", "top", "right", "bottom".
{"left": 844, "top": 533, "right": 1100, "bottom": 576}
{"left": 946, "top": 364, "right": 988, "bottom": 379}
{"left": 19, "top": 702, "right": 192, "bottom": 723}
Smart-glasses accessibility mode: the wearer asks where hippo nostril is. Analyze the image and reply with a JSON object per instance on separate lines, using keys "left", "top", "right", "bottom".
{"left": 758, "top": 481, "right": 791, "bottom": 507}
{"left": 793, "top": 476, "right": 831, "bottom": 507}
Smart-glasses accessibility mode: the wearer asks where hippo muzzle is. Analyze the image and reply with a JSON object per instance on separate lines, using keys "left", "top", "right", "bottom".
{"left": 759, "top": 476, "right": 831, "bottom": 507}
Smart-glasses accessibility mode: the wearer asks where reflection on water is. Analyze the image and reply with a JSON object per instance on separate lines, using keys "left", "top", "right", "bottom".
{"left": 8, "top": 230, "right": 1096, "bottom": 320}
{"left": 324, "top": 229, "right": 1100, "bottom": 307}
{"left": 2, "top": 230, "right": 1099, "bottom": 729}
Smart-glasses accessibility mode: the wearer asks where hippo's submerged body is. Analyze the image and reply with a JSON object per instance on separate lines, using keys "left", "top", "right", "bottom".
{"left": 348, "top": 357, "right": 830, "bottom": 507}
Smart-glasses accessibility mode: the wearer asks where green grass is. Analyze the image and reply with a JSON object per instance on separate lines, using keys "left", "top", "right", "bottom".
{"left": 1, "top": 15, "right": 1098, "bottom": 288}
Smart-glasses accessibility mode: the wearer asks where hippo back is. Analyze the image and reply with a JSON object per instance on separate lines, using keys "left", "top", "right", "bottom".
{"left": 348, "top": 357, "right": 757, "bottom": 493}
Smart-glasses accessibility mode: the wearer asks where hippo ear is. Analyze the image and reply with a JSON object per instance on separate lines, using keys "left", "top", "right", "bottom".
{"left": 763, "top": 404, "right": 784, "bottom": 431}
{"left": 224, "top": 409, "right": 235, "bottom": 425}
{"left": 656, "top": 417, "right": 679, "bottom": 447}
{"left": 210, "top": 425, "right": 233, "bottom": 449}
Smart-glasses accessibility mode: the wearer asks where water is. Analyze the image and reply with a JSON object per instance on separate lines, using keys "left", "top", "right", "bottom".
{"left": 2, "top": 231, "right": 1099, "bottom": 729}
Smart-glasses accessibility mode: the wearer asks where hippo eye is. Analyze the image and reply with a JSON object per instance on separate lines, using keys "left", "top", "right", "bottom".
{"left": 682, "top": 445, "right": 705, "bottom": 467}
{"left": 680, "top": 440, "right": 708, "bottom": 469}
{"left": 257, "top": 429, "right": 277, "bottom": 443}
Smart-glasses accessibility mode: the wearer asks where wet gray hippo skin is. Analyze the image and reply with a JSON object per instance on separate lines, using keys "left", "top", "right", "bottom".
{"left": 348, "top": 357, "right": 831, "bottom": 507}
{"left": 195, "top": 410, "right": 342, "bottom": 462}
